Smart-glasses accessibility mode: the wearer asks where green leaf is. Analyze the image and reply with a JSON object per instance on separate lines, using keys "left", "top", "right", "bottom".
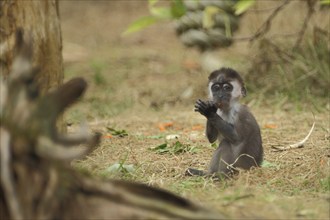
{"left": 203, "top": 6, "right": 221, "bottom": 29}
{"left": 234, "top": 0, "right": 256, "bottom": 15}
{"left": 121, "top": 164, "right": 135, "bottom": 173}
{"left": 150, "top": 6, "right": 173, "bottom": 19}
{"left": 106, "top": 127, "right": 128, "bottom": 137}
{"left": 211, "top": 142, "right": 218, "bottom": 148}
{"left": 171, "top": 0, "right": 186, "bottom": 18}
{"left": 155, "top": 143, "right": 168, "bottom": 149}
{"left": 148, "top": 0, "right": 158, "bottom": 7}
{"left": 150, "top": 143, "right": 169, "bottom": 154}
{"left": 106, "top": 163, "right": 135, "bottom": 174}
{"left": 320, "top": 0, "right": 330, "bottom": 5}
{"left": 223, "top": 14, "right": 232, "bottom": 38}
{"left": 106, "top": 163, "right": 121, "bottom": 173}
{"left": 122, "top": 16, "right": 159, "bottom": 36}
{"left": 172, "top": 141, "right": 185, "bottom": 153}
{"left": 261, "top": 160, "right": 278, "bottom": 168}
{"left": 150, "top": 141, "right": 198, "bottom": 154}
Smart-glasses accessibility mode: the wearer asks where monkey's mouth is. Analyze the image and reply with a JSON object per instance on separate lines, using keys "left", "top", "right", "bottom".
{"left": 215, "top": 102, "right": 222, "bottom": 109}
{"left": 214, "top": 101, "right": 229, "bottom": 110}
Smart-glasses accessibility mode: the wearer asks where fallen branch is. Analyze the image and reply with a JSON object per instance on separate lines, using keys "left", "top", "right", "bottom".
{"left": 271, "top": 120, "right": 315, "bottom": 152}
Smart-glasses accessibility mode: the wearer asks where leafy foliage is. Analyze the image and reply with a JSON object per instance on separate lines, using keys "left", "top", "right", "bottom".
{"left": 105, "top": 163, "right": 135, "bottom": 174}
{"left": 233, "top": 0, "right": 255, "bottom": 15}
{"left": 106, "top": 127, "right": 128, "bottom": 137}
{"left": 246, "top": 28, "right": 329, "bottom": 105}
{"left": 123, "top": 0, "right": 186, "bottom": 35}
{"left": 122, "top": 16, "right": 159, "bottom": 36}
{"left": 150, "top": 141, "right": 199, "bottom": 154}
{"left": 320, "top": 0, "right": 330, "bottom": 5}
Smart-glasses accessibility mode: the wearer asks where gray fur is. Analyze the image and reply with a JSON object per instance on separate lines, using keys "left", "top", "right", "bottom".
{"left": 189, "top": 68, "right": 263, "bottom": 177}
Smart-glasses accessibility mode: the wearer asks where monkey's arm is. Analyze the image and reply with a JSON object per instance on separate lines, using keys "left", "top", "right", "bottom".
{"left": 206, "top": 120, "right": 218, "bottom": 143}
{"left": 194, "top": 99, "right": 218, "bottom": 143}
{"left": 207, "top": 114, "right": 239, "bottom": 143}
{"left": 195, "top": 99, "right": 240, "bottom": 143}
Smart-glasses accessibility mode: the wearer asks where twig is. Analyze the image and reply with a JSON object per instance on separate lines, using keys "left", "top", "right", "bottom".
{"left": 232, "top": 31, "right": 299, "bottom": 41}
{"left": 222, "top": 194, "right": 255, "bottom": 207}
{"left": 293, "top": 0, "right": 316, "bottom": 50}
{"left": 233, "top": 153, "right": 258, "bottom": 168}
{"left": 250, "top": 0, "right": 290, "bottom": 42}
{"left": 222, "top": 153, "right": 259, "bottom": 171}
{"left": 265, "top": 39, "right": 296, "bottom": 61}
{"left": 272, "top": 118, "right": 316, "bottom": 152}
{"left": 230, "top": 0, "right": 291, "bottom": 42}
{"left": 248, "top": 5, "right": 288, "bottom": 13}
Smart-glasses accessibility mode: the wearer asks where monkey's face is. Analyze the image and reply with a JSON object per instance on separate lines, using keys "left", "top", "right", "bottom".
{"left": 208, "top": 71, "right": 246, "bottom": 111}
{"left": 209, "top": 81, "right": 233, "bottom": 110}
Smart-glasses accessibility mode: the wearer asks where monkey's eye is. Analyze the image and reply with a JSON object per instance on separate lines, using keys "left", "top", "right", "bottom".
{"left": 211, "top": 84, "right": 221, "bottom": 92}
{"left": 222, "top": 83, "right": 232, "bottom": 91}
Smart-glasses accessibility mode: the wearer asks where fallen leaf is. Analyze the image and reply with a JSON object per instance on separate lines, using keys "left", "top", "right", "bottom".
{"left": 264, "top": 124, "right": 277, "bottom": 129}
{"left": 182, "top": 59, "right": 200, "bottom": 70}
{"left": 192, "top": 124, "right": 204, "bottom": 131}
{"left": 158, "top": 122, "right": 174, "bottom": 131}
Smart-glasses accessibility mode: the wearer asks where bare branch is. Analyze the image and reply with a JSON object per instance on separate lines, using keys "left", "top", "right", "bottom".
{"left": 250, "top": 0, "right": 290, "bottom": 42}
{"left": 230, "top": 0, "right": 291, "bottom": 42}
{"left": 293, "top": 0, "right": 316, "bottom": 50}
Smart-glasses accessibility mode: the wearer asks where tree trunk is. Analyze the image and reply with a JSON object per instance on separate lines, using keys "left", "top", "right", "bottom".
{"left": 0, "top": 0, "right": 63, "bottom": 94}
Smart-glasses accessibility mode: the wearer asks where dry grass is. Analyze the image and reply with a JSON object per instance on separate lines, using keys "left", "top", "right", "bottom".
{"left": 60, "top": 2, "right": 329, "bottom": 219}
{"left": 70, "top": 107, "right": 329, "bottom": 219}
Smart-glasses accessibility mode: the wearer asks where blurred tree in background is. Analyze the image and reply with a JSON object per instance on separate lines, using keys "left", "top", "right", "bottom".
{"left": 0, "top": 0, "right": 63, "bottom": 95}
{"left": 125, "top": 0, "right": 329, "bottom": 105}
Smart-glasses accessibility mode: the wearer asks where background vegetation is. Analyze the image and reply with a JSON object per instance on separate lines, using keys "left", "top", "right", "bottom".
{"left": 60, "top": 1, "right": 329, "bottom": 219}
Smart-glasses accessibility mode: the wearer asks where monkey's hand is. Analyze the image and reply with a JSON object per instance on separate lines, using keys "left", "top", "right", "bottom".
{"left": 194, "top": 99, "right": 217, "bottom": 118}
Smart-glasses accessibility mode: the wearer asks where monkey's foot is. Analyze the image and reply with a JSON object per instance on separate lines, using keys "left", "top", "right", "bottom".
{"left": 185, "top": 168, "right": 206, "bottom": 176}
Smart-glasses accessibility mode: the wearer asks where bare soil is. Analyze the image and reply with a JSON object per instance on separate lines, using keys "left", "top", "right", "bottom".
{"left": 60, "top": 2, "right": 329, "bottom": 219}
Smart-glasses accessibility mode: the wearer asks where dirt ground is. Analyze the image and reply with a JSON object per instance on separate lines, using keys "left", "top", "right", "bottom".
{"left": 59, "top": 2, "right": 329, "bottom": 219}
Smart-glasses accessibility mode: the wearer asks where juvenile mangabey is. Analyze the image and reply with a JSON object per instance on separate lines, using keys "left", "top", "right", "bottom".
{"left": 187, "top": 67, "right": 263, "bottom": 177}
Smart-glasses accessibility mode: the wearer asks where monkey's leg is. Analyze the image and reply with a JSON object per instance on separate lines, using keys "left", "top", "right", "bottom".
{"left": 209, "top": 140, "right": 236, "bottom": 175}
{"left": 185, "top": 168, "right": 207, "bottom": 176}
{"left": 186, "top": 142, "right": 225, "bottom": 177}
{"left": 186, "top": 168, "right": 229, "bottom": 181}
{"left": 208, "top": 144, "right": 222, "bottom": 174}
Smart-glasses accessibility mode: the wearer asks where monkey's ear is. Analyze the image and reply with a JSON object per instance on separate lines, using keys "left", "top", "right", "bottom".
{"left": 241, "top": 87, "right": 247, "bottom": 97}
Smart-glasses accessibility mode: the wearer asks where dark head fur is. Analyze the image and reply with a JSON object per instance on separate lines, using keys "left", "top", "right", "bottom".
{"left": 208, "top": 67, "right": 247, "bottom": 99}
